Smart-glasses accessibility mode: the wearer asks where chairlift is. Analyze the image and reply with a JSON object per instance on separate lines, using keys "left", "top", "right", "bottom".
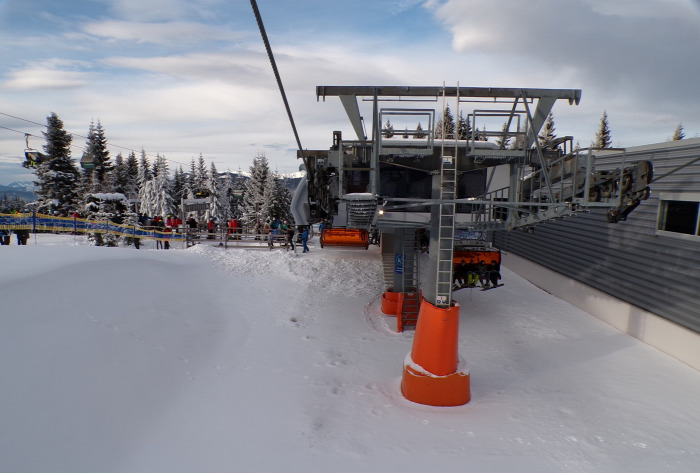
{"left": 22, "top": 134, "right": 48, "bottom": 168}
{"left": 80, "top": 152, "right": 95, "bottom": 170}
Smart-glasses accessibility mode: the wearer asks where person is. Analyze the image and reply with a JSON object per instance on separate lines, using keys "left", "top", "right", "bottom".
{"left": 477, "top": 260, "right": 489, "bottom": 288}
{"left": 267, "top": 225, "right": 274, "bottom": 249}
{"left": 453, "top": 259, "right": 469, "bottom": 289}
{"left": 186, "top": 215, "right": 197, "bottom": 229}
{"left": 286, "top": 224, "right": 295, "bottom": 251}
{"left": 154, "top": 216, "right": 164, "bottom": 249}
{"left": 487, "top": 259, "right": 502, "bottom": 287}
{"left": 15, "top": 229, "right": 30, "bottom": 245}
{"left": 0, "top": 229, "right": 10, "bottom": 245}
{"left": 163, "top": 224, "right": 171, "bottom": 250}
{"left": 207, "top": 218, "right": 215, "bottom": 239}
{"left": 254, "top": 219, "right": 261, "bottom": 240}
{"left": 227, "top": 218, "right": 236, "bottom": 239}
{"left": 466, "top": 258, "right": 479, "bottom": 287}
{"left": 301, "top": 226, "right": 309, "bottom": 253}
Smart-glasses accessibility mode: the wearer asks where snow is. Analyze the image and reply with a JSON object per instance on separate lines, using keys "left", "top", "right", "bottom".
{"left": 2, "top": 234, "right": 699, "bottom": 473}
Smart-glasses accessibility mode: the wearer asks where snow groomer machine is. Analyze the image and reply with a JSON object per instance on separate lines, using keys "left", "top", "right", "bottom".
{"left": 291, "top": 85, "right": 652, "bottom": 406}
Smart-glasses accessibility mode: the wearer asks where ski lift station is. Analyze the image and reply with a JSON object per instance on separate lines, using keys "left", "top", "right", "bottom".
{"left": 286, "top": 84, "right": 700, "bottom": 406}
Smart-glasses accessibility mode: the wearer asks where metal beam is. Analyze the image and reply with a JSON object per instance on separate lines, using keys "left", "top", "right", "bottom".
{"left": 317, "top": 86, "right": 582, "bottom": 104}
{"left": 339, "top": 95, "right": 367, "bottom": 142}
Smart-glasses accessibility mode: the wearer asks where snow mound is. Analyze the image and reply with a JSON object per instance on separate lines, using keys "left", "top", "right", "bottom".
{"left": 189, "top": 244, "right": 385, "bottom": 297}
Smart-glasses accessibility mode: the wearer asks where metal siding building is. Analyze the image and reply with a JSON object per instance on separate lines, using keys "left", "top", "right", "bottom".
{"left": 494, "top": 137, "right": 700, "bottom": 334}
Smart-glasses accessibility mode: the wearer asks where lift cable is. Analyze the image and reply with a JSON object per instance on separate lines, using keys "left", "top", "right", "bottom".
{"left": 0, "top": 111, "right": 189, "bottom": 167}
{"left": 249, "top": 0, "right": 305, "bottom": 157}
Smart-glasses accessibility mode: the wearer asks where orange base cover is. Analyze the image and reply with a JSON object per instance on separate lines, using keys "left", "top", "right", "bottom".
{"left": 400, "top": 299, "right": 471, "bottom": 406}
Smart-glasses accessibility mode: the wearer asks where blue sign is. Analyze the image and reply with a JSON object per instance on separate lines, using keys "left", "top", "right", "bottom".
{"left": 394, "top": 254, "right": 404, "bottom": 274}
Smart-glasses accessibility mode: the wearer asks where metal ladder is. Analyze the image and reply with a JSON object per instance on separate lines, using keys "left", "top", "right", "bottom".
{"left": 434, "top": 86, "right": 458, "bottom": 308}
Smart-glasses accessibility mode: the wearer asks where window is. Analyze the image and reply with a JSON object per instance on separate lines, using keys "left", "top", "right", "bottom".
{"left": 657, "top": 193, "right": 700, "bottom": 239}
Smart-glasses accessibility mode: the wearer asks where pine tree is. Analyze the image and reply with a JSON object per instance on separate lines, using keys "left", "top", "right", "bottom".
{"left": 171, "top": 166, "right": 187, "bottom": 208}
{"left": 137, "top": 150, "right": 153, "bottom": 217}
{"left": 594, "top": 111, "right": 612, "bottom": 149}
{"left": 224, "top": 170, "right": 241, "bottom": 218}
{"left": 269, "top": 175, "right": 293, "bottom": 223}
{"left": 151, "top": 155, "right": 174, "bottom": 218}
{"left": 383, "top": 119, "right": 394, "bottom": 138}
{"left": 434, "top": 104, "right": 455, "bottom": 140}
{"left": 112, "top": 153, "right": 127, "bottom": 195}
{"left": 35, "top": 112, "right": 80, "bottom": 214}
{"left": 241, "top": 153, "right": 274, "bottom": 225}
{"left": 83, "top": 120, "right": 112, "bottom": 191}
{"left": 125, "top": 151, "right": 139, "bottom": 199}
{"left": 414, "top": 122, "right": 426, "bottom": 139}
{"left": 195, "top": 154, "right": 208, "bottom": 197}
{"left": 672, "top": 123, "right": 685, "bottom": 141}
{"left": 457, "top": 111, "right": 471, "bottom": 140}
{"left": 495, "top": 122, "right": 512, "bottom": 149}
{"left": 538, "top": 113, "right": 557, "bottom": 149}
{"left": 207, "top": 161, "right": 227, "bottom": 220}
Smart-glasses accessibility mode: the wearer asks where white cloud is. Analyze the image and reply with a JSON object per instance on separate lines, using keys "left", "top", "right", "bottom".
{"left": 95, "top": 0, "right": 226, "bottom": 22}
{"left": 2, "top": 64, "right": 91, "bottom": 90}
{"left": 82, "top": 19, "right": 243, "bottom": 45}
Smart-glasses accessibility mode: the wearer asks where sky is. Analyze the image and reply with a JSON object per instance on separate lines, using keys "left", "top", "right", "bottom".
{"left": 2, "top": 233, "right": 700, "bottom": 472}
{"left": 1, "top": 0, "right": 699, "bottom": 185}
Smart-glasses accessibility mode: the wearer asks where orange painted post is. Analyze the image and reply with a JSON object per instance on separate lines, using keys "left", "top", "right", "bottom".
{"left": 381, "top": 290, "right": 401, "bottom": 316}
{"left": 401, "top": 299, "right": 470, "bottom": 406}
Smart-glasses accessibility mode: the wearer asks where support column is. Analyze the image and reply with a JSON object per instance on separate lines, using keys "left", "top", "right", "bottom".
{"left": 401, "top": 299, "right": 470, "bottom": 406}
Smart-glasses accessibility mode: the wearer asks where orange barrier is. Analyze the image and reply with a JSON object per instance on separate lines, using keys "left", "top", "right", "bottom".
{"left": 381, "top": 290, "right": 400, "bottom": 316}
{"left": 320, "top": 228, "right": 369, "bottom": 249}
{"left": 401, "top": 300, "right": 471, "bottom": 406}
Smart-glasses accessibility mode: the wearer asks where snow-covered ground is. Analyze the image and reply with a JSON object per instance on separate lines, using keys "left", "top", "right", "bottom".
{"left": 2, "top": 234, "right": 699, "bottom": 473}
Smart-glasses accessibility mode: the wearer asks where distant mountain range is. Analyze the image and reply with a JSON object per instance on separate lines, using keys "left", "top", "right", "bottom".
{"left": 0, "top": 182, "right": 36, "bottom": 201}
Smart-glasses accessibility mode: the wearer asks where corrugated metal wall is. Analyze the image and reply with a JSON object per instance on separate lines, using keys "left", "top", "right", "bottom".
{"left": 494, "top": 138, "right": 700, "bottom": 334}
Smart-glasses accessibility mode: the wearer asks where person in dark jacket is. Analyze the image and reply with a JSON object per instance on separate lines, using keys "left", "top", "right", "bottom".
{"left": 487, "top": 260, "right": 502, "bottom": 287}
{"left": 286, "top": 224, "right": 295, "bottom": 251}
{"left": 301, "top": 227, "right": 309, "bottom": 253}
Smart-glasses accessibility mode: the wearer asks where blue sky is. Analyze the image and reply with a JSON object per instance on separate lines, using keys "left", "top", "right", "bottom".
{"left": 1, "top": 0, "right": 699, "bottom": 185}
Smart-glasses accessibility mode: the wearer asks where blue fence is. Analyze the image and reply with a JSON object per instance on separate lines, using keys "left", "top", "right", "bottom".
{"left": 0, "top": 213, "right": 186, "bottom": 242}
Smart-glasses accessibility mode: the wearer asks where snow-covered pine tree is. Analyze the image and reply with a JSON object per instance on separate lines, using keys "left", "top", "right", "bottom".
{"left": 457, "top": 111, "right": 471, "bottom": 140}
{"left": 269, "top": 175, "right": 293, "bottom": 223}
{"left": 594, "top": 111, "right": 612, "bottom": 149}
{"left": 538, "top": 113, "right": 556, "bottom": 149}
{"left": 241, "top": 152, "right": 273, "bottom": 225}
{"left": 383, "top": 119, "right": 394, "bottom": 138}
{"left": 112, "top": 153, "right": 127, "bottom": 195}
{"left": 124, "top": 151, "right": 139, "bottom": 199}
{"left": 171, "top": 166, "right": 187, "bottom": 210}
{"left": 151, "top": 154, "right": 174, "bottom": 218}
{"left": 34, "top": 112, "right": 81, "bottom": 214}
{"left": 207, "top": 162, "right": 228, "bottom": 221}
{"left": 137, "top": 150, "right": 154, "bottom": 217}
{"left": 83, "top": 120, "right": 112, "bottom": 191}
{"left": 195, "top": 154, "right": 208, "bottom": 197}
{"left": 672, "top": 123, "right": 685, "bottom": 141}
{"left": 224, "top": 170, "right": 241, "bottom": 218}
{"left": 414, "top": 122, "right": 426, "bottom": 139}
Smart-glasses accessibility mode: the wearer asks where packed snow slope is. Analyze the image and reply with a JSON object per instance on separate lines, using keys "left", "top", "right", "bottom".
{"left": 2, "top": 235, "right": 699, "bottom": 473}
